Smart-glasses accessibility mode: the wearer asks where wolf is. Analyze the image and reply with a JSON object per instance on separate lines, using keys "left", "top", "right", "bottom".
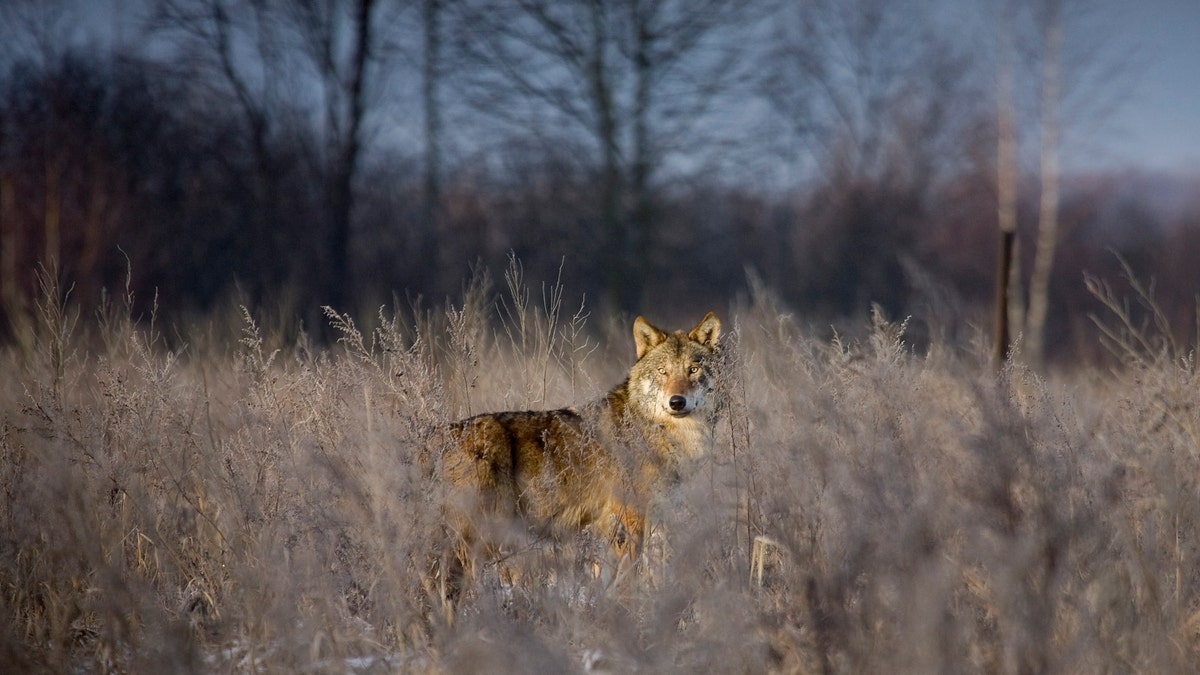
{"left": 431, "top": 312, "right": 722, "bottom": 593}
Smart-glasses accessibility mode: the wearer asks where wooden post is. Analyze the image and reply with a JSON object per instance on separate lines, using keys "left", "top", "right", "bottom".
{"left": 994, "top": 1, "right": 1018, "bottom": 370}
{"left": 993, "top": 229, "right": 1015, "bottom": 368}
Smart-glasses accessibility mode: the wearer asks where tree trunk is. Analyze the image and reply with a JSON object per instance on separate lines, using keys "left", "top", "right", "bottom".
{"left": 1025, "top": 0, "right": 1061, "bottom": 369}
{"left": 79, "top": 153, "right": 111, "bottom": 301}
{"left": 422, "top": 0, "right": 444, "bottom": 284}
{"left": 629, "top": 0, "right": 654, "bottom": 310}
{"left": 1, "top": 170, "right": 20, "bottom": 335}
{"left": 586, "top": 1, "right": 629, "bottom": 309}
{"left": 44, "top": 144, "right": 61, "bottom": 268}
{"left": 326, "top": 0, "right": 375, "bottom": 311}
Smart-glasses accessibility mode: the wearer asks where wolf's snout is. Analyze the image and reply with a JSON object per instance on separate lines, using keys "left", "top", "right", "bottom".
{"left": 668, "top": 395, "right": 688, "bottom": 412}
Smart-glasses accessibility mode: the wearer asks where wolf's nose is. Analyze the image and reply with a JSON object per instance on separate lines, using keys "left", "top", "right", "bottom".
{"left": 668, "top": 395, "right": 687, "bottom": 411}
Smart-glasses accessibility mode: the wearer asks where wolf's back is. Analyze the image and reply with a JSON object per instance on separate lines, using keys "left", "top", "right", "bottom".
{"left": 437, "top": 407, "right": 621, "bottom": 525}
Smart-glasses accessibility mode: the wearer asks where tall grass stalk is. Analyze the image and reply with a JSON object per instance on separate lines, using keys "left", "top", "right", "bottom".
{"left": 2, "top": 263, "right": 1199, "bottom": 672}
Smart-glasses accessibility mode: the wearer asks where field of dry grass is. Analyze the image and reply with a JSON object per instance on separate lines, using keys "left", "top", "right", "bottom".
{"left": 3, "top": 263, "right": 1200, "bottom": 673}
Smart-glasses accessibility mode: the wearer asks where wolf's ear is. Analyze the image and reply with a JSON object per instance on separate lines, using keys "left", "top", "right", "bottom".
{"left": 633, "top": 316, "right": 667, "bottom": 359}
{"left": 689, "top": 312, "right": 721, "bottom": 348}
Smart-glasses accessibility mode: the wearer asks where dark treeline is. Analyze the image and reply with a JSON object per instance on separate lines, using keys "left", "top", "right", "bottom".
{"left": 1, "top": 0, "right": 1197, "bottom": 364}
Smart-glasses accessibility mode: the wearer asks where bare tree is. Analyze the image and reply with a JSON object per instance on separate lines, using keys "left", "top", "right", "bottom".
{"left": 762, "top": 0, "right": 975, "bottom": 316}
{"left": 449, "top": 0, "right": 752, "bottom": 309}
{"left": 0, "top": 2, "right": 143, "bottom": 335}
{"left": 1022, "top": 0, "right": 1060, "bottom": 367}
{"left": 1023, "top": 0, "right": 1061, "bottom": 369}
{"left": 763, "top": 0, "right": 972, "bottom": 190}
{"left": 0, "top": 2, "right": 76, "bottom": 274}
{"left": 1015, "top": 0, "right": 1132, "bottom": 368}
{"left": 150, "top": 0, "right": 299, "bottom": 303}
{"left": 150, "top": 0, "right": 389, "bottom": 311}
{"left": 0, "top": 164, "right": 14, "bottom": 335}
{"left": 421, "top": 0, "right": 444, "bottom": 272}
{"left": 285, "top": 0, "right": 379, "bottom": 310}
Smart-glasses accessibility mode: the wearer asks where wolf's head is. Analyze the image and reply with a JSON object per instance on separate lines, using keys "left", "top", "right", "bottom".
{"left": 627, "top": 312, "right": 721, "bottom": 422}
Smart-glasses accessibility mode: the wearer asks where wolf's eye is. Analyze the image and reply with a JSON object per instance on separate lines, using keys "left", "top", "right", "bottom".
{"left": 657, "top": 367, "right": 667, "bottom": 376}
{"left": 688, "top": 365, "right": 700, "bottom": 375}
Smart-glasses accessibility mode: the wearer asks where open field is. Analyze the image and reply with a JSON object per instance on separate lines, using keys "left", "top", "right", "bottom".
{"left": 3, "top": 267, "right": 1199, "bottom": 673}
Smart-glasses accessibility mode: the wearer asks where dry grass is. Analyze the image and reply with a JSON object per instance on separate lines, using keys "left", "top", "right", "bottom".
{"left": 3, "top": 261, "right": 1199, "bottom": 673}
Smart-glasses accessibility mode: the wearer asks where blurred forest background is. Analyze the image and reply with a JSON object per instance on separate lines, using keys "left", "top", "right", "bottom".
{"left": 1, "top": 0, "right": 1197, "bottom": 365}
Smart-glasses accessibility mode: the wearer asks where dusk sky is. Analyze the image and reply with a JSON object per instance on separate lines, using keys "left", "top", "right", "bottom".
{"left": 7, "top": 0, "right": 1199, "bottom": 177}
{"left": 1088, "top": 0, "right": 1200, "bottom": 174}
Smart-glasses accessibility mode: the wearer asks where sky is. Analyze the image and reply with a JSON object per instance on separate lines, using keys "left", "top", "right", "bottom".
{"left": 1089, "top": 0, "right": 1200, "bottom": 174}
{"left": 8, "top": 0, "right": 1200, "bottom": 178}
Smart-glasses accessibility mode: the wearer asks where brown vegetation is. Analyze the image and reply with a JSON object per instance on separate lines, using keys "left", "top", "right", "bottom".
{"left": 3, "top": 264, "right": 1199, "bottom": 672}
